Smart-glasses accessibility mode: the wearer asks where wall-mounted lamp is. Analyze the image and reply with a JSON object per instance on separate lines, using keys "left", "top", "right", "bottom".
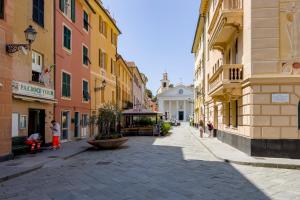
{"left": 94, "top": 80, "right": 106, "bottom": 92}
{"left": 6, "top": 25, "right": 37, "bottom": 54}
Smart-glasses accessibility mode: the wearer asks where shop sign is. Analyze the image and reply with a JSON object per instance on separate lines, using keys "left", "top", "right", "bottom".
{"left": 12, "top": 81, "right": 54, "bottom": 100}
{"left": 272, "top": 93, "right": 289, "bottom": 103}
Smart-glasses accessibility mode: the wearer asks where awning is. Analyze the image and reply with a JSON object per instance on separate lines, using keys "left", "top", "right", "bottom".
{"left": 122, "top": 108, "right": 163, "bottom": 116}
{"left": 13, "top": 95, "right": 57, "bottom": 104}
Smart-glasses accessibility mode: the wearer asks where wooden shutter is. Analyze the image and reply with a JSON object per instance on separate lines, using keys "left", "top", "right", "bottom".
{"left": 99, "top": 49, "right": 101, "bottom": 67}
{"left": 71, "top": 0, "right": 75, "bottom": 22}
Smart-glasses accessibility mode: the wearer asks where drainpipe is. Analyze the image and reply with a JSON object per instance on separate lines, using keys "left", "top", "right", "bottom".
{"left": 53, "top": 0, "right": 56, "bottom": 121}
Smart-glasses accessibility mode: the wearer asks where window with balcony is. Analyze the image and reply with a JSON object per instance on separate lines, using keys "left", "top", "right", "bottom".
{"left": 0, "top": 0, "right": 4, "bottom": 19}
{"left": 62, "top": 72, "right": 71, "bottom": 98}
{"left": 33, "top": 0, "right": 44, "bottom": 27}
{"left": 63, "top": 26, "right": 72, "bottom": 50}
{"left": 32, "top": 51, "right": 43, "bottom": 83}
{"left": 59, "top": 0, "right": 75, "bottom": 22}
{"left": 83, "top": 11, "right": 89, "bottom": 31}
{"left": 82, "top": 80, "right": 89, "bottom": 102}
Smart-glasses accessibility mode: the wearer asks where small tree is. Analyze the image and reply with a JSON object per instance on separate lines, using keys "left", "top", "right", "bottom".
{"left": 96, "top": 104, "right": 121, "bottom": 140}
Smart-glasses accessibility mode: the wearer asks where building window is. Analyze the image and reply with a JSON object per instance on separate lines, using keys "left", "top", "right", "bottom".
{"left": 63, "top": 26, "right": 71, "bottom": 50}
{"left": 62, "top": 72, "right": 71, "bottom": 98}
{"left": 111, "top": 29, "right": 117, "bottom": 46}
{"left": 82, "top": 45, "right": 89, "bottom": 65}
{"left": 100, "top": 18, "right": 107, "bottom": 37}
{"left": 83, "top": 11, "right": 89, "bottom": 31}
{"left": 59, "top": 0, "right": 75, "bottom": 22}
{"left": 0, "top": 0, "right": 4, "bottom": 19}
{"left": 100, "top": 50, "right": 106, "bottom": 69}
{"left": 32, "top": 51, "right": 43, "bottom": 83}
{"left": 19, "top": 115, "right": 28, "bottom": 129}
{"left": 101, "top": 88, "right": 105, "bottom": 102}
{"left": 33, "top": 0, "right": 44, "bottom": 27}
{"left": 112, "top": 91, "right": 115, "bottom": 104}
{"left": 82, "top": 80, "right": 89, "bottom": 102}
{"left": 111, "top": 58, "right": 115, "bottom": 74}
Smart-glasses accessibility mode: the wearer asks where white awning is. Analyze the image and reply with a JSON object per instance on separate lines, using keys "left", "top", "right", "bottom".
{"left": 13, "top": 95, "right": 57, "bottom": 104}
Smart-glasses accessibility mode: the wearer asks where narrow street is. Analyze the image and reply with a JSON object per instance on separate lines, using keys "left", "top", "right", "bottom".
{"left": 1, "top": 124, "right": 300, "bottom": 200}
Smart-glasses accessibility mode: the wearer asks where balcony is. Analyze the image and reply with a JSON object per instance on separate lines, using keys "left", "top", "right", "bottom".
{"left": 208, "top": 64, "right": 243, "bottom": 101}
{"left": 208, "top": 0, "right": 243, "bottom": 52}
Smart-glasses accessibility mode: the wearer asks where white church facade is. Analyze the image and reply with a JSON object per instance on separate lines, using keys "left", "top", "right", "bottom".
{"left": 157, "top": 73, "right": 194, "bottom": 122}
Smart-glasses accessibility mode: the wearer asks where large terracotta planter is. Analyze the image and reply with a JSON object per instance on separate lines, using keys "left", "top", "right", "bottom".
{"left": 88, "top": 137, "right": 128, "bottom": 149}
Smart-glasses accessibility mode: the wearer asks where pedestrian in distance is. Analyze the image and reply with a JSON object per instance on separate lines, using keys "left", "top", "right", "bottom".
{"left": 50, "top": 120, "right": 61, "bottom": 150}
{"left": 199, "top": 120, "right": 204, "bottom": 138}
{"left": 207, "top": 121, "right": 214, "bottom": 138}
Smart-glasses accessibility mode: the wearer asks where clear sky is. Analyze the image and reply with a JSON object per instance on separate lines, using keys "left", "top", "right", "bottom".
{"left": 102, "top": 0, "right": 200, "bottom": 94}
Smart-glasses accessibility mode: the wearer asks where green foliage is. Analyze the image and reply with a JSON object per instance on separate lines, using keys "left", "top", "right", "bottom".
{"left": 161, "top": 122, "right": 171, "bottom": 136}
{"left": 135, "top": 117, "right": 155, "bottom": 126}
{"left": 96, "top": 104, "right": 121, "bottom": 140}
{"left": 145, "top": 88, "right": 153, "bottom": 99}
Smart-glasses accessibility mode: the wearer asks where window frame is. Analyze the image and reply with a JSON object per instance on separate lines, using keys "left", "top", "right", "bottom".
{"left": 31, "top": 51, "right": 43, "bottom": 83}
{"left": 62, "top": 24, "right": 72, "bottom": 52}
{"left": 82, "top": 44, "right": 89, "bottom": 66}
{"left": 61, "top": 71, "right": 72, "bottom": 99}
{"left": 82, "top": 79, "right": 89, "bottom": 102}
{"left": 32, "top": 0, "right": 44, "bottom": 27}
{"left": 83, "top": 10, "right": 89, "bottom": 32}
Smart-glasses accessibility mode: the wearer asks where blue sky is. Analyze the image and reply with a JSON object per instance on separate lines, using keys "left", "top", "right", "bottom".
{"left": 102, "top": 0, "right": 200, "bottom": 94}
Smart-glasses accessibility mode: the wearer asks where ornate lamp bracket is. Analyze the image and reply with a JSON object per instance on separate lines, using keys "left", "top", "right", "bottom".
{"left": 6, "top": 44, "right": 30, "bottom": 54}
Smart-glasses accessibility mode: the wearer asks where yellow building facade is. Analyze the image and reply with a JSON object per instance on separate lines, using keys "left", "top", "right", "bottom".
{"left": 193, "top": 0, "right": 300, "bottom": 158}
{"left": 116, "top": 54, "right": 133, "bottom": 110}
{"left": 11, "top": 0, "right": 55, "bottom": 144}
{"left": 90, "top": 0, "right": 121, "bottom": 122}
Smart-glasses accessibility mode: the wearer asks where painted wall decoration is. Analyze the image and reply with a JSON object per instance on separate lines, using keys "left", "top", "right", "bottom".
{"left": 280, "top": 1, "right": 300, "bottom": 74}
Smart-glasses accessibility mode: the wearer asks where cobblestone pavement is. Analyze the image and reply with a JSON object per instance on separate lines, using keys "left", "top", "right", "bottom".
{"left": 1, "top": 124, "right": 300, "bottom": 200}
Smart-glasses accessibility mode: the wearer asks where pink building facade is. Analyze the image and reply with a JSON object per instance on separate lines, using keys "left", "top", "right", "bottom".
{"left": 55, "top": 0, "right": 92, "bottom": 141}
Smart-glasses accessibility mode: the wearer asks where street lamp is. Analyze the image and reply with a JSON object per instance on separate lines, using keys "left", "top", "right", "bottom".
{"left": 94, "top": 80, "right": 106, "bottom": 91}
{"left": 6, "top": 25, "right": 37, "bottom": 54}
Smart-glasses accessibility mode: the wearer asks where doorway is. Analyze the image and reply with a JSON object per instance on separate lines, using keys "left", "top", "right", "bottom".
{"left": 74, "top": 112, "right": 80, "bottom": 138}
{"left": 81, "top": 114, "right": 89, "bottom": 138}
{"left": 178, "top": 111, "right": 184, "bottom": 121}
{"left": 28, "top": 109, "right": 45, "bottom": 144}
{"left": 61, "top": 111, "right": 70, "bottom": 141}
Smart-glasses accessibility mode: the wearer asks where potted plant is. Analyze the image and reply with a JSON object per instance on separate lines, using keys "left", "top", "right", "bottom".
{"left": 88, "top": 104, "right": 128, "bottom": 149}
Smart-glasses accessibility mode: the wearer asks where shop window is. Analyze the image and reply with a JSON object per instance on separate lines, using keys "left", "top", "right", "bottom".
{"left": 62, "top": 72, "right": 71, "bottom": 98}
{"left": 63, "top": 25, "right": 72, "bottom": 50}
{"left": 32, "top": 51, "right": 43, "bottom": 83}
{"left": 82, "top": 80, "right": 89, "bottom": 102}
{"left": 59, "top": 0, "right": 75, "bottom": 22}
{"left": 0, "top": 0, "right": 4, "bottom": 19}
{"left": 33, "top": 0, "right": 44, "bottom": 27}
{"left": 83, "top": 10, "right": 89, "bottom": 31}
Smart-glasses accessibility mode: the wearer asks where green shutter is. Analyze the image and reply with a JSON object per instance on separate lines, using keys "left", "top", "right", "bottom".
{"left": 59, "top": 0, "right": 64, "bottom": 12}
{"left": 71, "top": 0, "right": 75, "bottom": 22}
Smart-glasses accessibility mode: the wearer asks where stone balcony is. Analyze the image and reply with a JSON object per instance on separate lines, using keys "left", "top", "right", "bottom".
{"left": 208, "top": 0, "right": 243, "bottom": 52}
{"left": 208, "top": 64, "right": 243, "bottom": 101}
